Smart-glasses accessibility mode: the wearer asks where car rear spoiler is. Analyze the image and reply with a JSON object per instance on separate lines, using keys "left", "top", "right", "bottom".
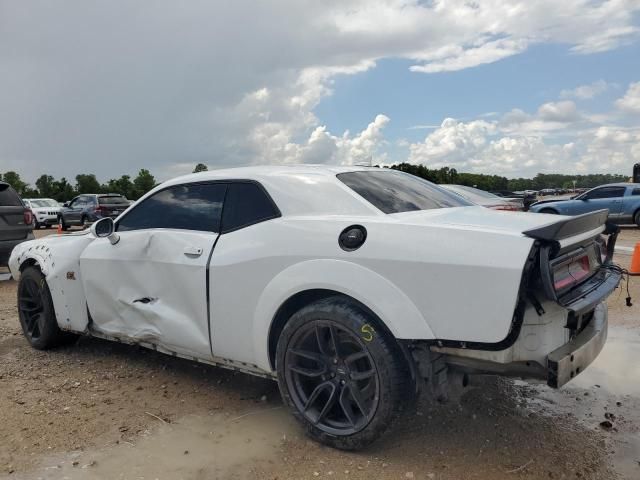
{"left": 522, "top": 209, "right": 609, "bottom": 242}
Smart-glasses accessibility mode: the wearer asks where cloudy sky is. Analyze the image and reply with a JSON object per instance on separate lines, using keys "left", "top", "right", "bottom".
{"left": 1, "top": 0, "right": 640, "bottom": 183}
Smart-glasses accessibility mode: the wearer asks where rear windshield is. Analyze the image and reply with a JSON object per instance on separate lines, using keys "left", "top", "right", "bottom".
{"left": 337, "top": 170, "right": 472, "bottom": 214}
{"left": 99, "top": 196, "right": 129, "bottom": 205}
{"left": 0, "top": 184, "right": 23, "bottom": 207}
{"left": 441, "top": 185, "right": 499, "bottom": 202}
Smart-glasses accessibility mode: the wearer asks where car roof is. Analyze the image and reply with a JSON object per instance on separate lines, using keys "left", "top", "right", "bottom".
{"left": 157, "top": 165, "right": 387, "bottom": 217}
{"left": 164, "top": 164, "right": 376, "bottom": 185}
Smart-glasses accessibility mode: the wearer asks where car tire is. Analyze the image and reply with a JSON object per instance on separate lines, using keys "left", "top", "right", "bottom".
{"left": 17, "top": 266, "right": 71, "bottom": 350}
{"left": 81, "top": 215, "right": 88, "bottom": 229}
{"left": 276, "top": 297, "right": 411, "bottom": 450}
{"left": 634, "top": 210, "right": 640, "bottom": 228}
{"left": 58, "top": 216, "right": 69, "bottom": 231}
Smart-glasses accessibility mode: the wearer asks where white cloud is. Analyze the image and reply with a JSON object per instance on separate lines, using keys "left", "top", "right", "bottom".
{"left": 408, "top": 91, "right": 640, "bottom": 177}
{"left": 560, "top": 80, "right": 611, "bottom": 99}
{"left": 1, "top": 1, "right": 639, "bottom": 182}
{"left": 615, "top": 82, "right": 640, "bottom": 113}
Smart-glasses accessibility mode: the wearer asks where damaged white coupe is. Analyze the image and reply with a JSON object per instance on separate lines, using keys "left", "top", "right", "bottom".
{"left": 9, "top": 166, "right": 622, "bottom": 449}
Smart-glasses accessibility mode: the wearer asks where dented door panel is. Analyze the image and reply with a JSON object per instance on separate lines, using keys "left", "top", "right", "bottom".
{"left": 80, "top": 229, "right": 217, "bottom": 358}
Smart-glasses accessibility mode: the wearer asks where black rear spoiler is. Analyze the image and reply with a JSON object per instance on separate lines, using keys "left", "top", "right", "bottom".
{"left": 522, "top": 209, "right": 609, "bottom": 241}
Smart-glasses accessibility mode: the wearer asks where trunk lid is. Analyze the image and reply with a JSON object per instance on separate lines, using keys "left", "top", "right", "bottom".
{"left": 389, "top": 206, "right": 574, "bottom": 236}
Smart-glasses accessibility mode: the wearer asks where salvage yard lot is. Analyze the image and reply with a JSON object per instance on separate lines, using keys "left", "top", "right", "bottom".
{"left": 1, "top": 227, "right": 639, "bottom": 479}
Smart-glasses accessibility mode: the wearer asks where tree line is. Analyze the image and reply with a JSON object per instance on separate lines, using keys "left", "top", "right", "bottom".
{"left": 0, "top": 161, "right": 629, "bottom": 201}
{"left": 0, "top": 164, "right": 210, "bottom": 202}
{"left": 388, "top": 163, "right": 629, "bottom": 192}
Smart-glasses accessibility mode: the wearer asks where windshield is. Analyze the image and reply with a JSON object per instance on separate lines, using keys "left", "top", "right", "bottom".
{"left": 99, "top": 196, "right": 129, "bottom": 205}
{"left": 337, "top": 170, "right": 472, "bottom": 214}
{"left": 29, "top": 199, "right": 59, "bottom": 208}
{"left": 441, "top": 185, "right": 500, "bottom": 202}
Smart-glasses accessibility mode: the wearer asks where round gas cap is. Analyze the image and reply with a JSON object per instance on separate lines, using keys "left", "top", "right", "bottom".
{"left": 339, "top": 225, "right": 367, "bottom": 251}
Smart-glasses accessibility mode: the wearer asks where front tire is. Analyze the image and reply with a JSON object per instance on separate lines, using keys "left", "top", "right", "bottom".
{"left": 276, "top": 297, "right": 411, "bottom": 450}
{"left": 58, "top": 216, "right": 69, "bottom": 231}
{"left": 634, "top": 210, "right": 640, "bottom": 228}
{"left": 17, "top": 266, "right": 67, "bottom": 349}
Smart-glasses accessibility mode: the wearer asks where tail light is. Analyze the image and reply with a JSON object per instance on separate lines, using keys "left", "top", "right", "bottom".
{"left": 551, "top": 250, "right": 598, "bottom": 293}
{"left": 489, "top": 204, "right": 521, "bottom": 211}
{"left": 24, "top": 209, "right": 33, "bottom": 225}
{"left": 94, "top": 206, "right": 110, "bottom": 216}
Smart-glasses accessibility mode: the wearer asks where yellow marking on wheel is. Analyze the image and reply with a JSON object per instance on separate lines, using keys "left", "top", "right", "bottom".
{"left": 361, "top": 324, "right": 375, "bottom": 342}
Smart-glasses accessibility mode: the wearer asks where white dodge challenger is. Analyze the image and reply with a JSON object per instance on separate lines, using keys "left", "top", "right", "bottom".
{"left": 9, "top": 166, "right": 621, "bottom": 449}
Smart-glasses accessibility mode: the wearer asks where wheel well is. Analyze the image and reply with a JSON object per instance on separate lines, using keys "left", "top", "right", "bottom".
{"left": 633, "top": 207, "right": 640, "bottom": 223}
{"left": 19, "top": 258, "right": 40, "bottom": 272}
{"left": 539, "top": 207, "right": 558, "bottom": 214}
{"left": 267, "top": 289, "right": 393, "bottom": 370}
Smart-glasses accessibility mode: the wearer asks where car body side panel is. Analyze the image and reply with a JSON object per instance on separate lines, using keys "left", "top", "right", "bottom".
{"left": 79, "top": 229, "right": 217, "bottom": 359}
{"left": 9, "top": 232, "right": 95, "bottom": 332}
{"left": 209, "top": 214, "right": 535, "bottom": 371}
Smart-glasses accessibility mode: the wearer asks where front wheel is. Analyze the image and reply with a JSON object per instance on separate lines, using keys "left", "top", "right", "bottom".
{"left": 17, "top": 266, "right": 69, "bottom": 349}
{"left": 58, "top": 216, "right": 69, "bottom": 231}
{"left": 276, "top": 297, "right": 411, "bottom": 450}
{"left": 634, "top": 210, "right": 640, "bottom": 228}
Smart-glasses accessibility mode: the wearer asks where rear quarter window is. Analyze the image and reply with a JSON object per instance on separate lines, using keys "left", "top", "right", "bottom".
{"left": 0, "top": 184, "right": 23, "bottom": 207}
{"left": 221, "top": 182, "right": 280, "bottom": 233}
{"left": 99, "top": 196, "right": 129, "bottom": 205}
{"left": 337, "top": 170, "right": 471, "bottom": 214}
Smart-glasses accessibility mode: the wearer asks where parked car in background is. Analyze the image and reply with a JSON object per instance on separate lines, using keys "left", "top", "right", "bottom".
{"left": 440, "top": 184, "right": 524, "bottom": 211}
{"left": 59, "top": 194, "right": 131, "bottom": 230}
{"left": 23, "top": 198, "right": 61, "bottom": 229}
{"left": 490, "top": 190, "right": 536, "bottom": 211}
{"left": 529, "top": 183, "right": 640, "bottom": 226}
{"left": 10, "top": 166, "right": 620, "bottom": 449}
{"left": 0, "top": 181, "right": 34, "bottom": 266}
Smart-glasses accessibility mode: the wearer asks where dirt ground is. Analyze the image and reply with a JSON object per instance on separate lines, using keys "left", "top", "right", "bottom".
{"left": 1, "top": 227, "right": 639, "bottom": 479}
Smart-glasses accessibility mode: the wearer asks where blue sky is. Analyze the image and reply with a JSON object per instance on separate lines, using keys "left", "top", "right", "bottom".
{"left": 1, "top": 1, "right": 640, "bottom": 182}
{"left": 316, "top": 42, "right": 640, "bottom": 154}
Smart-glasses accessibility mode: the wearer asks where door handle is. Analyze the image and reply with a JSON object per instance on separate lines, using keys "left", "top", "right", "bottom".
{"left": 183, "top": 246, "right": 203, "bottom": 257}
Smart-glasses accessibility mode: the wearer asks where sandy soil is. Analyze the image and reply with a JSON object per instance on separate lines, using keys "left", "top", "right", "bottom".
{"left": 0, "top": 227, "right": 638, "bottom": 479}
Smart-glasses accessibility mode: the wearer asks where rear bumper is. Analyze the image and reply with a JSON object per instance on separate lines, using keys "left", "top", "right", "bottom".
{"left": 547, "top": 302, "right": 607, "bottom": 388}
{"left": 0, "top": 232, "right": 35, "bottom": 265}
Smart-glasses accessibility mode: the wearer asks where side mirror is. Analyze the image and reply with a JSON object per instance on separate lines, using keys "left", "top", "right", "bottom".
{"left": 90, "top": 217, "right": 120, "bottom": 245}
{"left": 63, "top": 202, "right": 69, "bottom": 208}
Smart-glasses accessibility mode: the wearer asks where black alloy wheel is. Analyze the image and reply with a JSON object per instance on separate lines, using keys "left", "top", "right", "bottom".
{"left": 284, "top": 320, "right": 380, "bottom": 436}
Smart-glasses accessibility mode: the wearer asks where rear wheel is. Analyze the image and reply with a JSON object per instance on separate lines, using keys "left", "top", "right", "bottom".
{"left": 17, "top": 266, "right": 69, "bottom": 349}
{"left": 276, "top": 297, "right": 411, "bottom": 450}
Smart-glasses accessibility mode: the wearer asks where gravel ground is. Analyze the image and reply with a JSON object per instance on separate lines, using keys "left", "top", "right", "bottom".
{"left": 0, "top": 227, "right": 638, "bottom": 479}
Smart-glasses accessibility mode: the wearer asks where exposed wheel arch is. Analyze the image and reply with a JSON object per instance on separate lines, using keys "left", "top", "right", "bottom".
{"left": 268, "top": 289, "right": 396, "bottom": 371}
{"left": 634, "top": 208, "right": 640, "bottom": 227}
{"left": 19, "top": 258, "right": 40, "bottom": 272}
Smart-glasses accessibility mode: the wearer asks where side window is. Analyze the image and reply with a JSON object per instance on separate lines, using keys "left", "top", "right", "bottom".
{"left": 221, "top": 183, "right": 280, "bottom": 233}
{"left": 632, "top": 188, "right": 640, "bottom": 196}
{"left": 117, "top": 183, "right": 227, "bottom": 233}
{"left": 584, "top": 187, "right": 625, "bottom": 199}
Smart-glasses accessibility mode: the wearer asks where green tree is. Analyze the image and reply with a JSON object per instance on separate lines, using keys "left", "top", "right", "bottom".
{"left": 52, "top": 178, "right": 75, "bottom": 202}
{"left": 75, "top": 174, "right": 102, "bottom": 194}
{"left": 104, "top": 175, "right": 135, "bottom": 199}
{"left": 35, "top": 174, "right": 56, "bottom": 198}
{"left": 132, "top": 169, "right": 156, "bottom": 199}
{"left": 2, "top": 171, "right": 28, "bottom": 195}
{"left": 193, "top": 163, "right": 208, "bottom": 173}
